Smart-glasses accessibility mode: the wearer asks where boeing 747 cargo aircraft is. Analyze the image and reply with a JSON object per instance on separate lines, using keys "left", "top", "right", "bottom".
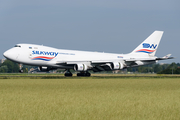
{"left": 3, "top": 31, "right": 173, "bottom": 76}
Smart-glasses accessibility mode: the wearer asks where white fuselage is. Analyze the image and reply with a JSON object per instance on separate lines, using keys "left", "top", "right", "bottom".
{"left": 4, "top": 44, "right": 151, "bottom": 68}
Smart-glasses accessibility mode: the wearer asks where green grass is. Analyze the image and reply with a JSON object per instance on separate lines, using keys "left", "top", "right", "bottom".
{"left": 0, "top": 78, "right": 180, "bottom": 120}
{"left": 1, "top": 73, "right": 180, "bottom": 79}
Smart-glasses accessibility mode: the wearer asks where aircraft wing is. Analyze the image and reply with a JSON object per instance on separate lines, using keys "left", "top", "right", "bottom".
{"left": 55, "top": 58, "right": 154, "bottom": 72}
{"left": 55, "top": 54, "right": 174, "bottom": 72}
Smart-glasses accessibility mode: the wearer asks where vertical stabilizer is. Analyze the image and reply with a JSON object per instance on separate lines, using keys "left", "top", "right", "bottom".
{"left": 131, "top": 31, "right": 164, "bottom": 56}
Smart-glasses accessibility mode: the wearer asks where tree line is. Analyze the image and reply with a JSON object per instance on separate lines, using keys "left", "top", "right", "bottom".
{"left": 127, "top": 62, "right": 180, "bottom": 74}
{"left": 0, "top": 60, "right": 29, "bottom": 73}
{"left": 0, "top": 60, "right": 19, "bottom": 73}
{"left": 0, "top": 59, "right": 180, "bottom": 74}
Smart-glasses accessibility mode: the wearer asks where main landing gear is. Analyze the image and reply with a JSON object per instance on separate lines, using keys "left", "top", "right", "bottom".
{"left": 64, "top": 70, "right": 73, "bottom": 77}
{"left": 77, "top": 71, "right": 91, "bottom": 77}
{"left": 64, "top": 70, "right": 91, "bottom": 77}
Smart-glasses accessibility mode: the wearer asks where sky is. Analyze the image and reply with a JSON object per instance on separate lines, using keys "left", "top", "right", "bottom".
{"left": 0, "top": 0, "right": 180, "bottom": 63}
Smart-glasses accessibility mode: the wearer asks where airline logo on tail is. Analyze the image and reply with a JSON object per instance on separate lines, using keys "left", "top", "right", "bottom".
{"left": 136, "top": 43, "right": 157, "bottom": 54}
{"left": 142, "top": 43, "right": 157, "bottom": 49}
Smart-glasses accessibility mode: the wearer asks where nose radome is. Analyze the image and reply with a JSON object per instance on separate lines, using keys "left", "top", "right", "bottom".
{"left": 3, "top": 48, "right": 20, "bottom": 61}
{"left": 3, "top": 50, "right": 10, "bottom": 58}
{"left": 3, "top": 49, "right": 14, "bottom": 59}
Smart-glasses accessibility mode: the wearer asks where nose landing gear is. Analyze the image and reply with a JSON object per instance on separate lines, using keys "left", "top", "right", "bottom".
{"left": 19, "top": 64, "right": 23, "bottom": 73}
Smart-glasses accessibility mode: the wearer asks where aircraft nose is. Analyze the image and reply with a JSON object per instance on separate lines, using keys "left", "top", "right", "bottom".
{"left": 3, "top": 47, "right": 20, "bottom": 61}
{"left": 3, "top": 49, "right": 17, "bottom": 60}
{"left": 3, "top": 50, "right": 10, "bottom": 58}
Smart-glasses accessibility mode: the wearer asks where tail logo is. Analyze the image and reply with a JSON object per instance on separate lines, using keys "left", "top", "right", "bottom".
{"left": 136, "top": 43, "right": 157, "bottom": 54}
{"left": 143, "top": 43, "right": 157, "bottom": 49}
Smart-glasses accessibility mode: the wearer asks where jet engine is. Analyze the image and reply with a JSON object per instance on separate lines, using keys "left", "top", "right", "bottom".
{"left": 74, "top": 64, "right": 88, "bottom": 71}
{"left": 111, "top": 62, "right": 124, "bottom": 70}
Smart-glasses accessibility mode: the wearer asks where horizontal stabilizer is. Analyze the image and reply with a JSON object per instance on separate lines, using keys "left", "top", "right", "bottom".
{"left": 156, "top": 54, "right": 174, "bottom": 60}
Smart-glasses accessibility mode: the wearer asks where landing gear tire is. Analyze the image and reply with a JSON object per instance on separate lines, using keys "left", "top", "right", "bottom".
{"left": 64, "top": 70, "right": 73, "bottom": 77}
{"left": 19, "top": 69, "right": 23, "bottom": 73}
{"left": 19, "top": 64, "right": 23, "bottom": 73}
{"left": 85, "top": 72, "right": 91, "bottom": 77}
{"left": 77, "top": 73, "right": 83, "bottom": 76}
{"left": 77, "top": 72, "right": 91, "bottom": 77}
{"left": 65, "top": 73, "right": 73, "bottom": 77}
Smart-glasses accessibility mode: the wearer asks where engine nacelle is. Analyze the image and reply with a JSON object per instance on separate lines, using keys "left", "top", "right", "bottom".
{"left": 111, "top": 62, "right": 124, "bottom": 70}
{"left": 74, "top": 64, "right": 88, "bottom": 71}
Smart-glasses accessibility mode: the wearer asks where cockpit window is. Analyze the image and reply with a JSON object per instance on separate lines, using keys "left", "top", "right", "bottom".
{"left": 14, "top": 45, "right": 21, "bottom": 47}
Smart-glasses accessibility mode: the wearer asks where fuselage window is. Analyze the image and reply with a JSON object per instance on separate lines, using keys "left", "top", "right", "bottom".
{"left": 14, "top": 45, "right": 21, "bottom": 47}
